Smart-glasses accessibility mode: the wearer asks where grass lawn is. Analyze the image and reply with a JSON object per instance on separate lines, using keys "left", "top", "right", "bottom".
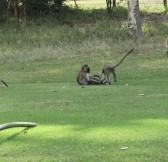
{"left": 0, "top": 1, "right": 168, "bottom": 161}
{"left": 0, "top": 51, "right": 168, "bottom": 161}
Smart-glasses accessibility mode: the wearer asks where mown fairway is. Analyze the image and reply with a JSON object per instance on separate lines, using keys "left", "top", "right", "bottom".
{"left": 0, "top": 51, "right": 168, "bottom": 162}
{"left": 0, "top": 1, "right": 168, "bottom": 162}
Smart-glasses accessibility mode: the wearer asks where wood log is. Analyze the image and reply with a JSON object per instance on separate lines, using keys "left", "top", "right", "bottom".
{"left": 0, "top": 122, "right": 37, "bottom": 131}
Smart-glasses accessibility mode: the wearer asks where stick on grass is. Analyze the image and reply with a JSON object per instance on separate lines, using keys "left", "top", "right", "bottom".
{"left": 0, "top": 122, "right": 37, "bottom": 131}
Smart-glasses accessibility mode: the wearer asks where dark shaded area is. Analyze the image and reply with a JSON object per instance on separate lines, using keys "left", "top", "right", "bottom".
{"left": 1, "top": 128, "right": 168, "bottom": 161}
{"left": 0, "top": 1, "right": 167, "bottom": 31}
{"left": 0, "top": 128, "right": 28, "bottom": 145}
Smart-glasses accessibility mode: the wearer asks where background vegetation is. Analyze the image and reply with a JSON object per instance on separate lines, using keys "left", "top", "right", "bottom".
{"left": 0, "top": 0, "right": 168, "bottom": 162}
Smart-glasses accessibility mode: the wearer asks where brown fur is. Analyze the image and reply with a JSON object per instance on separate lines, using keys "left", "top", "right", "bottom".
{"left": 100, "top": 48, "right": 134, "bottom": 84}
{"left": 77, "top": 65, "right": 101, "bottom": 85}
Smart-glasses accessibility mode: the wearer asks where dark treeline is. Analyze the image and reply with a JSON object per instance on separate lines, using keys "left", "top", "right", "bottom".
{"left": 0, "top": 0, "right": 167, "bottom": 28}
{"left": 0, "top": 0, "right": 118, "bottom": 28}
{"left": 0, "top": 0, "right": 65, "bottom": 27}
{"left": 0, "top": 0, "right": 116, "bottom": 21}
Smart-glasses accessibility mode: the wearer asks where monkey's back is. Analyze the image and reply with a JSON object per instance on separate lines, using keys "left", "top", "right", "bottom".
{"left": 102, "top": 63, "right": 115, "bottom": 74}
{"left": 77, "top": 71, "right": 89, "bottom": 85}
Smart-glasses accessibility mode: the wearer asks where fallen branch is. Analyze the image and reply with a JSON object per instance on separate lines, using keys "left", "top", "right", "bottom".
{"left": 0, "top": 122, "right": 37, "bottom": 131}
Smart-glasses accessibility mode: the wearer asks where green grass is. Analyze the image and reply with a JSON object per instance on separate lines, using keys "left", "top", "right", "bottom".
{"left": 1, "top": 81, "right": 168, "bottom": 162}
{"left": 0, "top": 52, "right": 168, "bottom": 162}
{"left": 0, "top": 1, "right": 168, "bottom": 162}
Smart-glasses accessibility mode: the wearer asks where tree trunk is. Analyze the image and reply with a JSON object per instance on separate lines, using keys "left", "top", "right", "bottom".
{"left": 13, "top": 0, "right": 19, "bottom": 28}
{"left": 165, "top": 37, "right": 168, "bottom": 55}
{"left": 106, "top": 0, "right": 117, "bottom": 13}
{"left": 113, "top": 0, "right": 116, "bottom": 8}
{"left": 74, "top": 0, "right": 78, "bottom": 8}
{"left": 164, "top": 0, "right": 167, "bottom": 12}
{"left": 106, "top": 0, "right": 112, "bottom": 13}
{"left": 127, "top": 0, "right": 142, "bottom": 38}
{"left": 22, "top": 0, "right": 27, "bottom": 30}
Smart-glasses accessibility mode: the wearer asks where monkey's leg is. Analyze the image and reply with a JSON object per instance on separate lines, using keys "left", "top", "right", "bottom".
{"left": 112, "top": 71, "right": 117, "bottom": 82}
{"left": 100, "top": 76, "right": 111, "bottom": 85}
{"left": 89, "top": 75, "right": 101, "bottom": 82}
{"left": 89, "top": 77, "right": 100, "bottom": 81}
{"left": 88, "top": 78, "right": 101, "bottom": 85}
{"left": 92, "top": 75, "right": 100, "bottom": 78}
{"left": 88, "top": 74, "right": 100, "bottom": 79}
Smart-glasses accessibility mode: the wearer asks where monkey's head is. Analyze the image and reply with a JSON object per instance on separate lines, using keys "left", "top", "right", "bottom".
{"left": 82, "top": 64, "right": 90, "bottom": 73}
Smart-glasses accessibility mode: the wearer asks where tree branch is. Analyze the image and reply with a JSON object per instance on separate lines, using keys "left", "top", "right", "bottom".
{"left": 0, "top": 122, "right": 37, "bottom": 131}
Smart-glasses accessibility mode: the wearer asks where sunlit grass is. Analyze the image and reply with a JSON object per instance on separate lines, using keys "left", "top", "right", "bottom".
{"left": 1, "top": 118, "right": 168, "bottom": 142}
{"left": 66, "top": 0, "right": 165, "bottom": 13}
{"left": 0, "top": 1, "right": 168, "bottom": 161}
{"left": 0, "top": 53, "right": 168, "bottom": 161}
{"left": 65, "top": 0, "right": 106, "bottom": 9}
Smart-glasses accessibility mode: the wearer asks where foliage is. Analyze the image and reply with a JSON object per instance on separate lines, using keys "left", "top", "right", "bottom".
{"left": 0, "top": 0, "right": 66, "bottom": 21}
{"left": 0, "top": 0, "right": 8, "bottom": 22}
{"left": 0, "top": 4, "right": 167, "bottom": 63}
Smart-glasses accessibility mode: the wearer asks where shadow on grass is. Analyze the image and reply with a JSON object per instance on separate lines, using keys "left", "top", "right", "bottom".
{"left": 0, "top": 128, "right": 29, "bottom": 145}
{"left": 1, "top": 127, "right": 168, "bottom": 161}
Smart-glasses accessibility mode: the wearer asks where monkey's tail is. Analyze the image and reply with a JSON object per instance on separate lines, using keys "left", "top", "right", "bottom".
{"left": 113, "top": 48, "right": 134, "bottom": 68}
{"left": 1, "top": 80, "right": 8, "bottom": 87}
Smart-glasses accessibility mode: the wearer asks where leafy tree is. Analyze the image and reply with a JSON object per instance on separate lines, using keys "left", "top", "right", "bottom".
{"left": 0, "top": 0, "right": 8, "bottom": 22}
{"left": 164, "top": 0, "right": 167, "bottom": 12}
{"left": 106, "top": 0, "right": 116, "bottom": 13}
{"left": 0, "top": 0, "right": 66, "bottom": 28}
{"left": 12, "top": 0, "right": 19, "bottom": 28}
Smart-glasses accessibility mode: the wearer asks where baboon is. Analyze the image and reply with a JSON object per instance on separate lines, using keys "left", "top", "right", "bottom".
{"left": 1, "top": 80, "right": 8, "bottom": 87}
{"left": 77, "top": 64, "right": 101, "bottom": 85}
{"left": 100, "top": 48, "right": 134, "bottom": 85}
{"left": 165, "top": 37, "right": 168, "bottom": 55}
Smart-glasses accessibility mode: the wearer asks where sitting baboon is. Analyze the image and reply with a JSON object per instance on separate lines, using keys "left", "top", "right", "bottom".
{"left": 77, "top": 65, "right": 101, "bottom": 85}
{"left": 100, "top": 48, "right": 134, "bottom": 84}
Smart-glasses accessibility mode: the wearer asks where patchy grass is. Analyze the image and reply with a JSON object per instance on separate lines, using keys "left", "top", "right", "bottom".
{"left": 0, "top": 51, "right": 168, "bottom": 161}
{"left": 0, "top": 1, "right": 168, "bottom": 161}
{"left": 0, "top": 1, "right": 167, "bottom": 64}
